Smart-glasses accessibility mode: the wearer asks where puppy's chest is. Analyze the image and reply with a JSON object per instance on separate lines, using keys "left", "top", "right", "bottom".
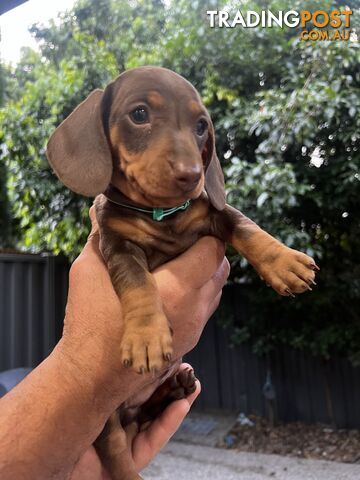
{"left": 105, "top": 199, "right": 212, "bottom": 270}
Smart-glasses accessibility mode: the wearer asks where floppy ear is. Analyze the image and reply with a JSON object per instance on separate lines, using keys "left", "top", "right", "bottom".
{"left": 203, "top": 121, "right": 226, "bottom": 211}
{"left": 46, "top": 89, "right": 113, "bottom": 197}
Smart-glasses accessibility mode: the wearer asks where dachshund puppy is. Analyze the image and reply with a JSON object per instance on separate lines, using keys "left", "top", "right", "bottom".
{"left": 47, "top": 66, "right": 318, "bottom": 478}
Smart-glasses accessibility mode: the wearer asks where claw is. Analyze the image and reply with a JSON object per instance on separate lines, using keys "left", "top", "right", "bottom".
{"left": 164, "top": 353, "right": 172, "bottom": 362}
{"left": 310, "top": 263, "right": 320, "bottom": 271}
{"left": 285, "top": 288, "right": 296, "bottom": 298}
{"left": 123, "top": 359, "right": 131, "bottom": 368}
{"left": 309, "top": 279, "right": 317, "bottom": 286}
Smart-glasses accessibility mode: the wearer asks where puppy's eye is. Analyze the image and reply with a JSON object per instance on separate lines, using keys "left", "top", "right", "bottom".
{"left": 196, "top": 119, "right": 208, "bottom": 136}
{"left": 129, "top": 106, "right": 149, "bottom": 124}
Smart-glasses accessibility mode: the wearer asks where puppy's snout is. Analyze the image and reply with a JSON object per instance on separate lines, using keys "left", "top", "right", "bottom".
{"left": 174, "top": 164, "right": 202, "bottom": 192}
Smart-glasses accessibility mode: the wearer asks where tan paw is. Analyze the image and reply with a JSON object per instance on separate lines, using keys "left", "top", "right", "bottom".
{"left": 258, "top": 246, "right": 319, "bottom": 297}
{"left": 120, "top": 313, "right": 173, "bottom": 373}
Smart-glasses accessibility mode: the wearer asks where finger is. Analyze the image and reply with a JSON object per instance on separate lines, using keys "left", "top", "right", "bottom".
{"left": 132, "top": 367, "right": 201, "bottom": 470}
{"left": 75, "top": 207, "right": 103, "bottom": 264}
{"left": 200, "top": 256, "right": 230, "bottom": 301}
{"left": 69, "top": 208, "right": 110, "bottom": 285}
{"left": 206, "top": 290, "right": 223, "bottom": 319}
{"left": 145, "top": 377, "right": 200, "bottom": 441}
{"left": 85, "top": 206, "right": 101, "bottom": 252}
{"left": 133, "top": 379, "right": 201, "bottom": 469}
{"left": 187, "top": 258, "right": 228, "bottom": 333}
{"left": 69, "top": 446, "right": 103, "bottom": 480}
{"left": 88, "top": 205, "right": 99, "bottom": 237}
{"left": 154, "top": 236, "right": 225, "bottom": 290}
{"left": 188, "top": 290, "right": 223, "bottom": 345}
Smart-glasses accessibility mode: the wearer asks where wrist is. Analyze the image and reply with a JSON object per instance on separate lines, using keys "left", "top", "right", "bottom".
{"left": 0, "top": 343, "right": 126, "bottom": 480}
{"left": 55, "top": 333, "right": 146, "bottom": 415}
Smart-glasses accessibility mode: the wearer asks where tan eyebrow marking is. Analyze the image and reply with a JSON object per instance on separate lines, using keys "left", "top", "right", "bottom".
{"left": 147, "top": 91, "right": 166, "bottom": 108}
{"left": 188, "top": 99, "right": 204, "bottom": 115}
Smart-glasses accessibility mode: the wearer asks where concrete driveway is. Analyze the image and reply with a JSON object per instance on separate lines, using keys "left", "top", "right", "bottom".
{"left": 142, "top": 412, "right": 360, "bottom": 479}
{"left": 142, "top": 441, "right": 360, "bottom": 480}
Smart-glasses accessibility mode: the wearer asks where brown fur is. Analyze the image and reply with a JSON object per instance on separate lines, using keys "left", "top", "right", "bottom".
{"left": 47, "top": 66, "right": 318, "bottom": 479}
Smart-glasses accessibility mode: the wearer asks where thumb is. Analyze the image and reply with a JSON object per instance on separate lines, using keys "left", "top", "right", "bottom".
{"left": 87, "top": 205, "right": 99, "bottom": 241}
{"left": 77, "top": 206, "right": 102, "bottom": 261}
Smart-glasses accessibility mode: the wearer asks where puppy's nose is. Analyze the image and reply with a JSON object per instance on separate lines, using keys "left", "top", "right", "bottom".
{"left": 174, "top": 165, "right": 202, "bottom": 191}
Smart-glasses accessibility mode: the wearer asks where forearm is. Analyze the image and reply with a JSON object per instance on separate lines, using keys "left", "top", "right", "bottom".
{"left": 0, "top": 340, "right": 142, "bottom": 480}
{"left": 0, "top": 232, "right": 227, "bottom": 480}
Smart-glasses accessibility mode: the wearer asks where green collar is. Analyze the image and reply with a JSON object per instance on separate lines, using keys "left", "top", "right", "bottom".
{"left": 105, "top": 189, "right": 191, "bottom": 221}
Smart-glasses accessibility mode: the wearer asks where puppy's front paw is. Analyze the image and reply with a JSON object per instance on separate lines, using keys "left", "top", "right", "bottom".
{"left": 257, "top": 246, "right": 319, "bottom": 297}
{"left": 120, "top": 313, "right": 173, "bottom": 373}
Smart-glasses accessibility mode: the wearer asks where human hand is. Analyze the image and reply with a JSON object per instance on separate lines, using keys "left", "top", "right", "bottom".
{"left": 0, "top": 211, "right": 227, "bottom": 480}
{"left": 69, "top": 363, "right": 200, "bottom": 480}
{"left": 59, "top": 206, "right": 229, "bottom": 408}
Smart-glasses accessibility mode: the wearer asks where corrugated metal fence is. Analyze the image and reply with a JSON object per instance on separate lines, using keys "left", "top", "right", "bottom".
{"left": 0, "top": 253, "right": 68, "bottom": 370}
{"left": 185, "top": 288, "right": 360, "bottom": 428}
{"left": 1, "top": 253, "right": 360, "bottom": 428}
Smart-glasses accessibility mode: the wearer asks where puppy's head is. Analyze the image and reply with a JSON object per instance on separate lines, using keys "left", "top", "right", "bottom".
{"left": 47, "top": 66, "right": 225, "bottom": 210}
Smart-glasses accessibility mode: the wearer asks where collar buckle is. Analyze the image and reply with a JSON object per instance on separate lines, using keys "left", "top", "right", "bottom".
{"left": 152, "top": 200, "right": 191, "bottom": 221}
{"left": 153, "top": 208, "right": 164, "bottom": 221}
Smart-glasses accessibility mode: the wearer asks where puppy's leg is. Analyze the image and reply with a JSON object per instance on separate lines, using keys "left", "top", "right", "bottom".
{"left": 95, "top": 411, "right": 142, "bottom": 480}
{"left": 99, "top": 234, "right": 173, "bottom": 373}
{"left": 212, "top": 205, "right": 319, "bottom": 296}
